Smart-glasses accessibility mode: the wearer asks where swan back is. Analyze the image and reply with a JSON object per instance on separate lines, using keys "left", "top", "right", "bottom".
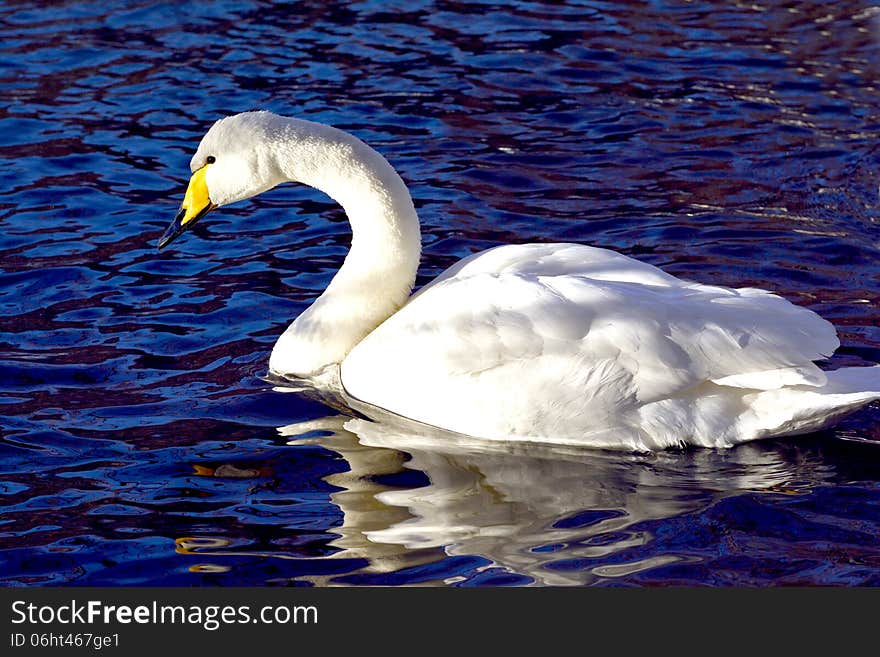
{"left": 341, "top": 243, "right": 842, "bottom": 449}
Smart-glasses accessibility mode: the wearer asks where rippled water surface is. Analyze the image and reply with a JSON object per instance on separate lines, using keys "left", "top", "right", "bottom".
{"left": 2, "top": 1, "right": 880, "bottom": 586}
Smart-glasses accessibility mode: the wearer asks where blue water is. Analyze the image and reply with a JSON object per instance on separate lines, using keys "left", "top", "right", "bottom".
{"left": 1, "top": 1, "right": 879, "bottom": 586}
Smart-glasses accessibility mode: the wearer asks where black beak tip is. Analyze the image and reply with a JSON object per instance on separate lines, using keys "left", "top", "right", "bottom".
{"left": 157, "top": 208, "right": 187, "bottom": 250}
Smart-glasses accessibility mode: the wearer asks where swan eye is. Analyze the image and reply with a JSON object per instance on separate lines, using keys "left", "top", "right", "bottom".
{"left": 206, "top": 156, "right": 216, "bottom": 164}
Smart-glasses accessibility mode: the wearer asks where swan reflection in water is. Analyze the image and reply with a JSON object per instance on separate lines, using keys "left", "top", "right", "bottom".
{"left": 276, "top": 406, "right": 836, "bottom": 585}
{"left": 176, "top": 393, "right": 843, "bottom": 585}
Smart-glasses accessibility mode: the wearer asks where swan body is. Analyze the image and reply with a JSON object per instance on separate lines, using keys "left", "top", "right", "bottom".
{"left": 161, "top": 111, "right": 880, "bottom": 450}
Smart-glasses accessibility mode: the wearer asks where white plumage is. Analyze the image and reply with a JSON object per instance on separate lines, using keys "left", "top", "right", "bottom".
{"left": 165, "top": 111, "right": 880, "bottom": 450}
{"left": 342, "top": 242, "right": 875, "bottom": 449}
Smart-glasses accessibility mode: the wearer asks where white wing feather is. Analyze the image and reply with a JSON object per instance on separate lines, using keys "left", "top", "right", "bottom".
{"left": 341, "top": 244, "right": 845, "bottom": 449}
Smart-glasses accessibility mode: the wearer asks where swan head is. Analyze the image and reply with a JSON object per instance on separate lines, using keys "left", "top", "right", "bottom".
{"left": 158, "top": 111, "right": 289, "bottom": 249}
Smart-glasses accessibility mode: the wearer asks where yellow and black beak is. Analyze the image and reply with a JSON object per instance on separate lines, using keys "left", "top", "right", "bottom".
{"left": 158, "top": 165, "right": 216, "bottom": 249}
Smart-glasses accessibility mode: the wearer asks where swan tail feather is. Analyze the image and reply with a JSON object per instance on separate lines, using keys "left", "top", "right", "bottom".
{"left": 745, "top": 365, "right": 880, "bottom": 440}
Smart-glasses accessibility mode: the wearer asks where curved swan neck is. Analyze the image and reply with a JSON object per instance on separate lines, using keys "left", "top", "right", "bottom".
{"left": 267, "top": 118, "right": 421, "bottom": 377}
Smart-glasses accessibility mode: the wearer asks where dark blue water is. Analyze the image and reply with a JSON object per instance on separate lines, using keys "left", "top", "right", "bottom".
{"left": 2, "top": 1, "right": 879, "bottom": 586}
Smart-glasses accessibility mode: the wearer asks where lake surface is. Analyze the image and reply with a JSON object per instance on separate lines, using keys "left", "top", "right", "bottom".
{"left": 1, "top": 0, "right": 879, "bottom": 586}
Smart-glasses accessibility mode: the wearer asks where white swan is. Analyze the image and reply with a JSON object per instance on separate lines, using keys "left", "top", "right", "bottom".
{"left": 158, "top": 111, "right": 880, "bottom": 450}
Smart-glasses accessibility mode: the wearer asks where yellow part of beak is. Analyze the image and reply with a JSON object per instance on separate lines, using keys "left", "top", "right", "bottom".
{"left": 180, "top": 165, "right": 213, "bottom": 226}
{"left": 157, "top": 165, "right": 216, "bottom": 249}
